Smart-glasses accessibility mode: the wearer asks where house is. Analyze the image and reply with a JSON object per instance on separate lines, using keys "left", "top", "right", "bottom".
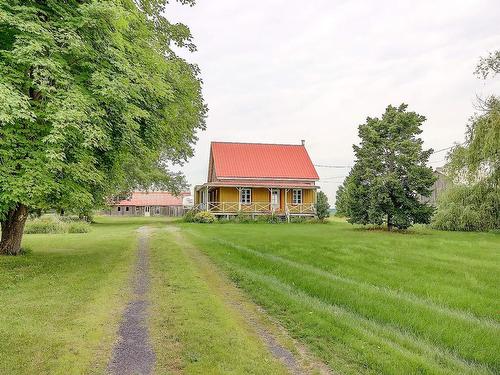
{"left": 107, "top": 191, "right": 190, "bottom": 217}
{"left": 194, "top": 141, "right": 320, "bottom": 218}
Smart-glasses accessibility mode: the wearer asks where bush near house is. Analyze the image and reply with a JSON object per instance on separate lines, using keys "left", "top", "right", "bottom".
{"left": 193, "top": 211, "right": 216, "bottom": 223}
{"left": 183, "top": 209, "right": 199, "bottom": 223}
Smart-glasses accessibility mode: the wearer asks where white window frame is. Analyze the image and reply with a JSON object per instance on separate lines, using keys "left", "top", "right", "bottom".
{"left": 292, "top": 189, "right": 303, "bottom": 205}
{"left": 125, "top": 206, "right": 129, "bottom": 212}
{"left": 117, "top": 206, "right": 121, "bottom": 212}
{"left": 240, "top": 188, "right": 252, "bottom": 205}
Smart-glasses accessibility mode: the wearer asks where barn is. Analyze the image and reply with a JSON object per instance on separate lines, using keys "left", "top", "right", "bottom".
{"left": 107, "top": 191, "right": 190, "bottom": 217}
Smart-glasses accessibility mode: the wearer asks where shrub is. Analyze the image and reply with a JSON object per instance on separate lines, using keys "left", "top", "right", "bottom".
{"left": 193, "top": 211, "right": 216, "bottom": 223}
{"left": 234, "top": 212, "right": 253, "bottom": 223}
{"left": 255, "top": 215, "right": 283, "bottom": 224}
{"left": 67, "top": 221, "right": 91, "bottom": 233}
{"left": 183, "top": 209, "right": 199, "bottom": 223}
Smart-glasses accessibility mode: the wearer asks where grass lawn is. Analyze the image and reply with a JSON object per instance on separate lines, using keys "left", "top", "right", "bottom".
{"left": 179, "top": 220, "right": 500, "bottom": 375}
{"left": 0, "top": 216, "right": 166, "bottom": 375}
{"left": 149, "top": 227, "right": 289, "bottom": 374}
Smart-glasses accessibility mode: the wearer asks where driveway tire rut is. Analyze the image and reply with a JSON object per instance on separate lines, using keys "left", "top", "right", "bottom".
{"left": 108, "top": 226, "right": 155, "bottom": 375}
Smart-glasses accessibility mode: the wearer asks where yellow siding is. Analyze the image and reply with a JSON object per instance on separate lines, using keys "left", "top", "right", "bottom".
{"left": 304, "top": 189, "right": 314, "bottom": 203}
{"left": 220, "top": 187, "right": 239, "bottom": 202}
{"left": 215, "top": 187, "right": 314, "bottom": 204}
{"left": 252, "top": 188, "right": 269, "bottom": 202}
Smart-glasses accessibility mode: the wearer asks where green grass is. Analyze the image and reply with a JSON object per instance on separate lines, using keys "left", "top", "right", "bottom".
{"left": 0, "top": 216, "right": 167, "bottom": 375}
{"left": 3, "top": 216, "right": 498, "bottom": 374}
{"left": 149, "top": 228, "right": 288, "bottom": 374}
{"left": 179, "top": 221, "right": 500, "bottom": 375}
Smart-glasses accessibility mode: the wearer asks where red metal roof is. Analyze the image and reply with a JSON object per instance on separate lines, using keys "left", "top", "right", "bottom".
{"left": 116, "top": 191, "right": 189, "bottom": 206}
{"left": 211, "top": 142, "right": 319, "bottom": 180}
{"left": 205, "top": 180, "right": 318, "bottom": 189}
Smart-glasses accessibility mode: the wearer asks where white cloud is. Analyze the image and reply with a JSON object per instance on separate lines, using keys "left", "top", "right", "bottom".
{"left": 166, "top": 0, "right": 500, "bottom": 203}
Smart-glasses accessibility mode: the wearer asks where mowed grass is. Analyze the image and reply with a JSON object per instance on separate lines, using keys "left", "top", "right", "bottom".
{"left": 149, "top": 227, "right": 288, "bottom": 374}
{"left": 0, "top": 216, "right": 166, "bottom": 375}
{"left": 179, "top": 221, "right": 500, "bottom": 375}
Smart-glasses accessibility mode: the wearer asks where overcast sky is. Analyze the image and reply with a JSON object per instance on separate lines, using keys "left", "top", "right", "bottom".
{"left": 166, "top": 0, "right": 500, "bottom": 203}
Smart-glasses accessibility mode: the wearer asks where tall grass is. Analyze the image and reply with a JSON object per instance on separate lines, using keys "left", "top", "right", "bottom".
{"left": 24, "top": 216, "right": 91, "bottom": 234}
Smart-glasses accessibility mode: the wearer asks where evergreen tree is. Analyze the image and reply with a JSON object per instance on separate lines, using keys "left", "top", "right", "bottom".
{"left": 0, "top": 0, "right": 207, "bottom": 254}
{"left": 334, "top": 182, "right": 348, "bottom": 216}
{"left": 315, "top": 191, "right": 330, "bottom": 220}
{"left": 343, "top": 104, "right": 435, "bottom": 230}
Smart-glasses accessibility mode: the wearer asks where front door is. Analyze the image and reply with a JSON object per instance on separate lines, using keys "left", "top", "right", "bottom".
{"left": 144, "top": 206, "right": 150, "bottom": 217}
{"left": 271, "top": 189, "right": 280, "bottom": 211}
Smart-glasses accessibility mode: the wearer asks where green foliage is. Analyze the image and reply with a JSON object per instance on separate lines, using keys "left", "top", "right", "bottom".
{"left": 23, "top": 216, "right": 91, "bottom": 234}
{"left": 0, "top": 1, "right": 206, "bottom": 220}
{"left": 446, "top": 97, "right": 500, "bottom": 185}
{"left": 315, "top": 191, "right": 330, "bottom": 220}
{"left": 183, "top": 209, "right": 198, "bottom": 223}
{"left": 255, "top": 215, "right": 283, "bottom": 224}
{"left": 475, "top": 50, "right": 500, "bottom": 79}
{"left": 234, "top": 212, "right": 254, "bottom": 223}
{"left": 435, "top": 52, "right": 500, "bottom": 232}
{"left": 193, "top": 211, "right": 216, "bottom": 223}
{"left": 341, "top": 104, "right": 436, "bottom": 230}
{"left": 334, "top": 184, "right": 347, "bottom": 217}
{"left": 431, "top": 183, "right": 499, "bottom": 231}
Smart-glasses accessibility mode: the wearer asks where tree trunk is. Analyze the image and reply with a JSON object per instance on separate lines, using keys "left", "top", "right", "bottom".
{"left": 387, "top": 213, "right": 393, "bottom": 231}
{"left": 0, "top": 204, "right": 29, "bottom": 256}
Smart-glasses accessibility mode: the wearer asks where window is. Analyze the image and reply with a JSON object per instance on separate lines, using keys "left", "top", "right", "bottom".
{"left": 240, "top": 188, "right": 251, "bottom": 205}
{"left": 155, "top": 206, "right": 160, "bottom": 215}
{"left": 117, "top": 206, "right": 121, "bottom": 212}
{"left": 292, "top": 189, "right": 303, "bottom": 205}
{"left": 125, "top": 206, "right": 129, "bottom": 212}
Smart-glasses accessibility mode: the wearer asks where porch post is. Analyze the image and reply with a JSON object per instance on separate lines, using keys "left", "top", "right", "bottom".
{"left": 205, "top": 186, "right": 209, "bottom": 211}
{"left": 237, "top": 187, "right": 241, "bottom": 211}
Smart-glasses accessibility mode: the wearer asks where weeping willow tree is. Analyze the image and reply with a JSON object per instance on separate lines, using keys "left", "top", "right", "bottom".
{"left": 432, "top": 52, "right": 500, "bottom": 231}
{"left": 0, "top": 0, "right": 207, "bottom": 254}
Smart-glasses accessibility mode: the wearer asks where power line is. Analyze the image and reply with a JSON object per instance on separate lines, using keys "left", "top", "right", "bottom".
{"left": 431, "top": 142, "right": 463, "bottom": 154}
{"left": 315, "top": 142, "right": 461, "bottom": 168}
{"left": 315, "top": 164, "right": 352, "bottom": 169}
{"left": 320, "top": 175, "right": 348, "bottom": 180}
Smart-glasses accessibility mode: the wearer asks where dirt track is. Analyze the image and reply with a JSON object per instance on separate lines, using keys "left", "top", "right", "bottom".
{"left": 108, "top": 227, "right": 155, "bottom": 375}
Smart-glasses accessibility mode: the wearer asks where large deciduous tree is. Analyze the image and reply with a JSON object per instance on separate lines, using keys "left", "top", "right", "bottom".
{"left": 0, "top": 0, "right": 207, "bottom": 254}
{"left": 340, "top": 104, "right": 435, "bottom": 230}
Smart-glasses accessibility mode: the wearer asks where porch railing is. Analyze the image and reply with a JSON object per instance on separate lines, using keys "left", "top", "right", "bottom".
{"left": 194, "top": 202, "right": 315, "bottom": 214}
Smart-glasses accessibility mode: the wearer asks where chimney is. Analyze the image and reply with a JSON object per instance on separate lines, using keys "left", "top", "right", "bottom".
{"left": 301, "top": 139, "right": 305, "bottom": 146}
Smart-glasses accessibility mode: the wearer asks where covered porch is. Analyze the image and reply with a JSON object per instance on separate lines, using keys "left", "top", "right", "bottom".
{"left": 193, "top": 184, "right": 318, "bottom": 217}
